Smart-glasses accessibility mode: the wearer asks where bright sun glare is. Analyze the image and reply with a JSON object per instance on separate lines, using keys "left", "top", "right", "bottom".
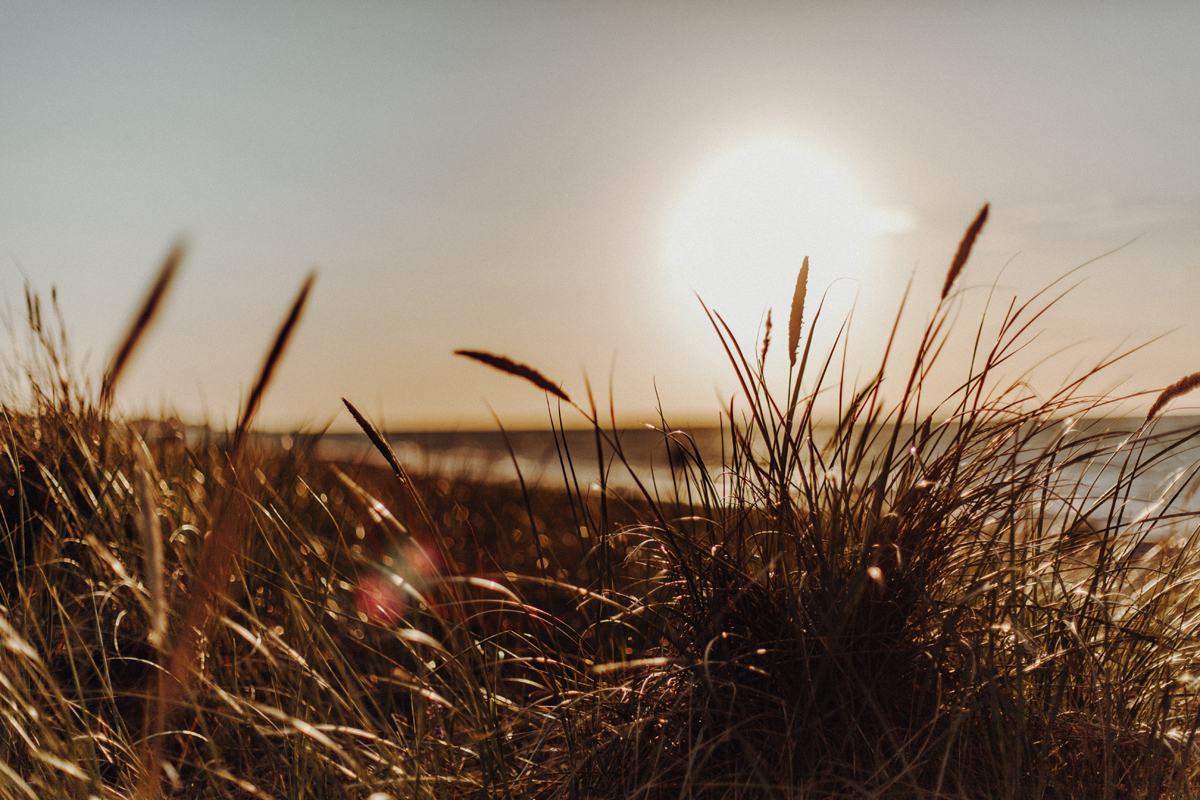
{"left": 663, "top": 134, "right": 908, "bottom": 337}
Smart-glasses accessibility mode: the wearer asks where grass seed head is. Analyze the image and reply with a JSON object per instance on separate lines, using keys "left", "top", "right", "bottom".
{"left": 453, "top": 349, "right": 571, "bottom": 403}
{"left": 100, "top": 241, "right": 183, "bottom": 409}
{"left": 231, "top": 271, "right": 315, "bottom": 454}
{"left": 760, "top": 308, "right": 772, "bottom": 365}
{"left": 941, "top": 202, "right": 989, "bottom": 300}
{"left": 1147, "top": 370, "right": 1200, "bottom": 420}
{"left": 788, "top": 256, "right": 808, "bottom": 368}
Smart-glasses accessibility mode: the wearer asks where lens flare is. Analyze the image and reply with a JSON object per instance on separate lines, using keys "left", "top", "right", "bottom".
{"left": 354, "top": 539, "right": 442, "bottom": 624}
{"left": 355, "top": 573, "right": 407, "bottom": 624}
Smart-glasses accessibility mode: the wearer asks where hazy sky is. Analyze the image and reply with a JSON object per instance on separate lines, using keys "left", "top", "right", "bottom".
{"left": 4, "top": 2, "right": 1200, "bottom": 430}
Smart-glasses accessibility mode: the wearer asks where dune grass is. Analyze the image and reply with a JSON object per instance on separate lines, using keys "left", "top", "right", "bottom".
{"left": 3, "top": 211, "right": 1200, "bottom": 798}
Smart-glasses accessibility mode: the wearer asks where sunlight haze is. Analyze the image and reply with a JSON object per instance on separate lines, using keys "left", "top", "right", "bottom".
{"left": 662, "top": 132, "right": 911, "bottom": 342}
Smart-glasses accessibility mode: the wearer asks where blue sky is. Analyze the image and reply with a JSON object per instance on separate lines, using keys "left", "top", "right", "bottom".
{"left": 3, "top": 2, "right": 1200, "bottom": 429}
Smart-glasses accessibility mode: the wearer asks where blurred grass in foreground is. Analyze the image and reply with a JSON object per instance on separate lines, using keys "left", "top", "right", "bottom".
{"left": 6, "top": 208, "right": 1200, "bottom": 798}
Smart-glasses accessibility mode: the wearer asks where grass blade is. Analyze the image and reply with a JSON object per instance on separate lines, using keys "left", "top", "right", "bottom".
{"left": 134, "top": 442, "right": 166, "bottom": 650}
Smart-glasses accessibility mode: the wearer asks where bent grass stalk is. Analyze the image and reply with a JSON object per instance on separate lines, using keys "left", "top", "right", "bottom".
{"left": 143, "top": 271, "right": 316, "bottom": 798}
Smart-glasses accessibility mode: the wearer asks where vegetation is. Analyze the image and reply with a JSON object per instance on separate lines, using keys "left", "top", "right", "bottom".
{"left": 4, "top": 209, "right": 1200, "bottom": 798}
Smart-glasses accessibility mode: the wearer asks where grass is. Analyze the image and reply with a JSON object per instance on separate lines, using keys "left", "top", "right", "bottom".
{"left": 5, "top": 210, "right": 1200, "bottom": 798}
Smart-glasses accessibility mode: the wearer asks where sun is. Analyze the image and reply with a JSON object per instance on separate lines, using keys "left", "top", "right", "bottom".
{"left": 662, "top": 133, "right": 907, "bottom": 339}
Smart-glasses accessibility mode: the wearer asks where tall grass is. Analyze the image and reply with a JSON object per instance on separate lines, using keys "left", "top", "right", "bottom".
{"left": 1, "top": 211, "right": 1200, "bottom": 799}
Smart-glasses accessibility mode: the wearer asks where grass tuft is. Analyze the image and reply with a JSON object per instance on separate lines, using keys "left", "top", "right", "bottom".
{"left": 3, "top": 211, "right": 1200, "bottom": 798}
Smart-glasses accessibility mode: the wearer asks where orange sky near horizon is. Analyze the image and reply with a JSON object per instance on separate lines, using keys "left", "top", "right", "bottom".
{"left": 4, "top": 2, "right": 1200, "bottom": 431}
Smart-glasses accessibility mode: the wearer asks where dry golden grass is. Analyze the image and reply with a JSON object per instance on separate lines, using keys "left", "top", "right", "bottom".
{"left": 2, "top": 207, "right": 1200, "bottom": 798}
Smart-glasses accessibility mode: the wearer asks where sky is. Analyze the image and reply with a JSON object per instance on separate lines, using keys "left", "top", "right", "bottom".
{"left": 3, "top": 1, "right": 1200, "bottom": 431}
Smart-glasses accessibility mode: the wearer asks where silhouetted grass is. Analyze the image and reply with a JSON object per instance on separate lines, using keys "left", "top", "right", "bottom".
{"left": 3, "top": 211, "right": 1200, "bottom": 798}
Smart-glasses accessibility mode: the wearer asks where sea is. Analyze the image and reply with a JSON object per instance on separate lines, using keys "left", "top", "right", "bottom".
{"left": 122, "top": 412, "right": 1200, "bottom": 543}
{"left": 311, "top": 425, "right": 729, "bottom": 493}
{"left": 298, "top": 415, "right": 1200, "bottom": 540}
